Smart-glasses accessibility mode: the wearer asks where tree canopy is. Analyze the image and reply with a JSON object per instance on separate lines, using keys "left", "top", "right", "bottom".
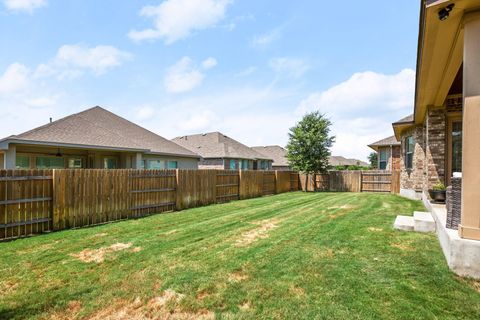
{"left": 286, "top": 112, "right": 335, "bottom": 174}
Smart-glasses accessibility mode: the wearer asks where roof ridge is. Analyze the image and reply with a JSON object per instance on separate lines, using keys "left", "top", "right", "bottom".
{"left": 74, "top": 107, "right": 146, "bottom": 150}
{"left": 14, "top": 106, "right": 101, "bottom": 139}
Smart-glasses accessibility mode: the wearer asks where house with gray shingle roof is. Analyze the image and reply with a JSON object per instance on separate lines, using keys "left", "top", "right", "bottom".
{"left": 173, "top": 132, "right": 273, "bottom": 170}
{"left": 368, "top": 135, "right": 401, "bottom": 170}
{"left": 0, "top": 106, "right": 200, "bottom": 170}
{"left": 251, "top": 145, "right": 291, "bottom": 171}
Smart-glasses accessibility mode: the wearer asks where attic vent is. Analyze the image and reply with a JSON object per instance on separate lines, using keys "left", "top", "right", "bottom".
{"left": 202, "top": 133, "right": 207, "bottom": 136}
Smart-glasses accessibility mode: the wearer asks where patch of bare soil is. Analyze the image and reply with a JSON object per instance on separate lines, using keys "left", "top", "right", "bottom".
{"left": 229, "top": 271, "right": 249, "bottom": 282}
{"left": 92, "top": 233, "right": 108, "bottom": 238}
{"left": 235, "top": 219, "right": 280, "bottom": 247}
{"left": 84, "top": 290, "right": 214, "bottom": 320}
{"left": 1, "top": 280, "right": 19, "bottom": 295}
{"left": 238, "top": 301, "right": 251, "bottom": 311}
{"left": 71, "top": 242, "right": 134, "bottom": 263}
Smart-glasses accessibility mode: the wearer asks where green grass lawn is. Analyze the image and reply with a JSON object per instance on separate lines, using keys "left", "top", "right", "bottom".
{"left": 1, "top": 192, "right": 479, "bottom": 319}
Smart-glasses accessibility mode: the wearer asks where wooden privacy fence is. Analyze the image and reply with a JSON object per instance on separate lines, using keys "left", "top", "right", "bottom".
{"left": 1, "top": 169, "right": 300, "bottom": 240}
{"left": 300, "top": 170, "right": 400, "bottom": 194}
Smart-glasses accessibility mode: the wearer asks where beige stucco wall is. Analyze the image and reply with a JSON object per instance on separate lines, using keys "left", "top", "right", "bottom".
{"left": 6, "top": 144, "right": 198, "bottom": 169}
{"left": 142, "top": 154, "right": 198, "bottom": 169}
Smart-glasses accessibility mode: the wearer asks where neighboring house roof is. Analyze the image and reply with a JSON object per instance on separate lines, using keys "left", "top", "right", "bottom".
{"left": 172, "top": 132, "right": 272, "bottom": 161}
{"left": 368, "top": 135, "right": 401, "bottom": 151}
{"left": 392, "top": 114, "right": 415, "bottom": 140}
{"left": 329, "top": 156, "right": 369, "bottom": 167}
{"left": 251, "top": 146, "right": 289, "bottom": 167}
{"left": 0, "top": 106, "right": 199, "bottom": 158}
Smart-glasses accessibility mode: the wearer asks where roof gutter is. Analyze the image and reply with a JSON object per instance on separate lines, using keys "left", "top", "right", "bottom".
{"left": 414, "top": 0, "right": 427, "bottom": 125}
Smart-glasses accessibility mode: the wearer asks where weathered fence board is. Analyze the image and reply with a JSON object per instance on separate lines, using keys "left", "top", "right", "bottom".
{"left": 275, "top": 171, "right": 292, "bottom": 194}
{"left": 2, "top": 169, "right": 304, "bottom": 241}
{"left": 239, "top": 171, "right": 263, "bottom": 199}
{"left": 1, "top": 169, "right": 53, "bottom": 240}
{"left": 361, "top": 171, "right": 392, "bottom": 193}
{"left": 299, "top": 171, "right": 400, "bottom": 194}
{"left": 216, "top": 170, "right": 239, "bottom": 203}
{"left": 176, "top": 169, "right": 216, "bottom": 210}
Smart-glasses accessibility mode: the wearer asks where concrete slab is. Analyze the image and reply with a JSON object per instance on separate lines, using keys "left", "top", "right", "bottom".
{"left": 414, "top": 211, "right": 435, "bottom": 233}
{"left": 424, "top": 199, "right": 480, "bottom": 279}
{"left": 394, "top": 215, "right": 414, "bottom": 231}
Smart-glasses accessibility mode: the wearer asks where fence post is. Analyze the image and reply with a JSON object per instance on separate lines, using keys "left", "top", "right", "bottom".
{"left": 175, "top": 169, "right": 182, "bottom": 211}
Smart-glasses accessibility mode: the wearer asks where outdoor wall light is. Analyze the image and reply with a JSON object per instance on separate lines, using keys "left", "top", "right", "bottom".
{"left": 438, "top": 4, "right": 455, "bottom": 21}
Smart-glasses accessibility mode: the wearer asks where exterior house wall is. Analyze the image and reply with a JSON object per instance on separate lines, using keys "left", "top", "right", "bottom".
{"left": 142, "top": 154, "right": 198, "bottom": 169}
{"left": 199, "top": 158, "right": 224, "bottom": 170}
{"left": 377, "top": 146, "right": 391, "bottom": 170}
{"left": 391, "top": 146, "right": 401, "bottom": 170}
{"left": 0, "top": 152, "right": 4, "bottom": 169}
{"left": 4, "top": 144, "right": 198, "bottom": 169}
{"left": 425, "top": 107, "right": 446, "bottom": 191}
{"left": 377, "top": 146, "right": 400, "bottom": 171}
{"left": 400, "top": 125, "right": 426, "bottom": 199}
{"left": 273, "top": 165, "right": 291, "bottom": 171}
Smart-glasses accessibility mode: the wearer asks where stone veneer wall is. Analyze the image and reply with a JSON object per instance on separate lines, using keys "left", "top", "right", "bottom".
{"left": 400, "top": 125, "right": 426, "bottom": 193}
{"left": 425, "top": 108, "right": 446, "bottom": 191}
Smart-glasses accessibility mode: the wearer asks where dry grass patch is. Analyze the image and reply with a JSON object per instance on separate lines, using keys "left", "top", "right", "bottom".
{"left": 238, "top": 301, "right": 251, "bottom": 311}
{"left": 235, "top": 219, "right": 281, "bottom": 247}
{"left": 368, "top": 227, "right": 384, "bottom": 232}
{"left": 390, "top": 241, "right": 414, "bottom": 251}
{"left": 289, "top": 285, "right": 306, "bottom": 297}
{"left": 85, "top": 289, "right": 214, "bottom": 320}
{"left": 1, "top": 280, "right": 19, "bottom": 295}
{"left": 229, "top": 271, "right": 249, "bottom": 282}
{"left": 71, "top": 242, "right": 134, "bottom": 263}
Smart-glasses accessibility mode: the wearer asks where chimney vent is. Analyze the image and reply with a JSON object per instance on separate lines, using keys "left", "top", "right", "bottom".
{"left": 49, "top": 117, "right": 52, "bottom": 123}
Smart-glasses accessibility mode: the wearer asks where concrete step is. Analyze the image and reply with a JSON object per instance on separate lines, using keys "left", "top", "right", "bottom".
{"left": 394, "top": 215, "right": 414, "bottom": 231}
{"left": 414, "top": 211, "right": 435, "bottom": 233}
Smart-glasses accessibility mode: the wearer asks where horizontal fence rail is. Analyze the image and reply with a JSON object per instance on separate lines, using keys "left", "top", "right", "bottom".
{"left": 299, "top": 170, "right": 400, "bottom": 194}
{"left": 1, "top": 169, "right": 301, "bottom": 241}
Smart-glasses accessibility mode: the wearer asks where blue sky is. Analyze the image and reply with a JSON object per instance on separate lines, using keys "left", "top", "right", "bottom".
{"left": 0, "top": 0, "right": 420, "bottom": 161}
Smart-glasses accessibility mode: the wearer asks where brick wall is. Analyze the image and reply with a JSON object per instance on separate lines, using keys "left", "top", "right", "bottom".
{"left": 391, "top": 146, "right": 401, "bottom": 170}
{"left": 425, "top": 108, "right": 446, "bottom": 191}
{"left": 400, "top": 125, "right": 425, "bottom": 192}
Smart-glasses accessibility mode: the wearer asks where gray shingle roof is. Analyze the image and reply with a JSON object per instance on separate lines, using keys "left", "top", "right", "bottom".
{"left": 368, "top": 135, "right": 400, "bottom": 148}
{"left": 251, "top": 146, "right": 289, "bottom": 167}
{"left": 173, "top": 132, "right": 272, "bottom": 161}
{"left": 2, "top": 106, "right": 199, "bottom": 158}
{"left": 393, "top": 114, "right": 414, "bottom": 124}
{"left": 328, "top": 156, "right": 369, "bottom": 167}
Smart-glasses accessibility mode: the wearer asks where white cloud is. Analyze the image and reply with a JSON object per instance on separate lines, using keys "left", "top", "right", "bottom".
{"left": 252, "top": 28, "right": 281, "bottom": 48}
{"left": 296, "top": 69, "right": 416, "bottom": 160}
{"left": 24, "top": 95, "right": 59, "bottom": 108}
{"left": 269, "top": 57, "right": 310, "bottom": 79}
{"left": 35, "top": 44, "right": 133, "bottom": 80}
{"left": 164, "top": 57, "right": 208, "bottom": 93}
{"left": 128, "top": 0, "right": 232, "bottom": 44}
{"left": 178, "top": 110, "right": 219, "bottom": 131}
{"left": 201, "top": 57, "right": 217, "bottom": 70}
{"left": 134, "top": 105, "right": 156, "bottom": 121}
{"left": 235, "top": 66, "right": 257, "bottom": 77}
{"left": 0, "top": 63, "right": 30, "bottom": 94}
{"left": 3, "top": 0, "right": 47, "bottom": 13}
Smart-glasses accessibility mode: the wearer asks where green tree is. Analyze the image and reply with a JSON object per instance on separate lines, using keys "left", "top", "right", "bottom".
{"left": 286, "top": 112, "right": 335, "bottom": 174}
{"left": 368, "top": 152, "right": 378, "bottom": 169}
